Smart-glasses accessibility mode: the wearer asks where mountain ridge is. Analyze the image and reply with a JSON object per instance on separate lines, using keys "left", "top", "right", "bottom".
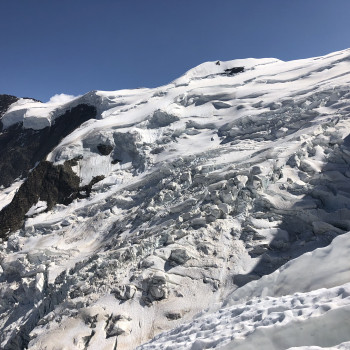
{"left": 1, "top": 49, "right": 350, "bottom": 349}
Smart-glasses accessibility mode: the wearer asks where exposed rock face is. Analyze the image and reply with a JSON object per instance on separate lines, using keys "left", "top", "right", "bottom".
{"left": 224, "top": 66, "right": 244, "bottom": 75}
{"left": 0, "top": 160, "right": 104, "bottom": 238}
{"left": 0, "top": 95, "right": 19, "bottom": 134}
{"left": 0, "top": 104, "right": 97, "bottom": 188}
{"left": 0, "top": 95, "right": 19, "bottom": 119}
{"left": 165, "top": 312, "right": 182, "bottom": 320}
{"left": 0, "top": 161, "right": 78, "bottom": 237}
{"left": 97, "top": 143, "right": 114, "bottom": 155}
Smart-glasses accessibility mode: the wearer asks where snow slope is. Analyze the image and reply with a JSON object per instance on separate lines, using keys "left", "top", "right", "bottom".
{"left": 1, "top": 48, "right": 350, "bottom": 350}
{"left": 138, "top": 231, "right": 350, "bottom": 350}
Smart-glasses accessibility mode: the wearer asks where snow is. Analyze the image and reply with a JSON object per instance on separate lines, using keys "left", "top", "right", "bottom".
{"left": 45, "top": 45, "right": 350, "bottom": 184}
{"left": 25, "top": 201, "right": 48, "bottom": 217}
{"left": 1, "top": 93, "right": 81, "bottom": 130}
{"left": 224, "top": 231, "right": 350, "bottom": 305}
{"left": 172, "top": 58, "right": 281, "bottom": 86}
{"left": 0, "top": 179, "right": 24, "bottom": 211}
{"left": 138, "top": 232, "right": 350, "bottom": 350}
{"left": 1, "top": 48, "right": 350, "bottom": 349}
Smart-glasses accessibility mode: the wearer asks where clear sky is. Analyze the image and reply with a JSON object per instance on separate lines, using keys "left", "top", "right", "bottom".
{"left": 1, "top": 0, "right": 350, "bottom": 102}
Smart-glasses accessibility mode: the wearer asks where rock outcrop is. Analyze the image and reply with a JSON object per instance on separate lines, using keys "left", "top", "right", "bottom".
{"left": 0, "top": 104, "right": 97, "bottom": 188}
{"left": 0, "top": 159, "right": 104, "bottom": 238}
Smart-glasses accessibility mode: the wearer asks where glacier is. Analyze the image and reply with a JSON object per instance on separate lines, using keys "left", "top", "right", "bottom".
{"left": 0, "top": 48, "right": 350, "bottom": 349}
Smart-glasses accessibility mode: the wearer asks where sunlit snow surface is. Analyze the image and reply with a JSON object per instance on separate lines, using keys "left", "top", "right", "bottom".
{"left": 1, "top": 49, "right": 350, "bottom": 349}
{"left": 138, "top": 231, "right": 350, "bottom": 350}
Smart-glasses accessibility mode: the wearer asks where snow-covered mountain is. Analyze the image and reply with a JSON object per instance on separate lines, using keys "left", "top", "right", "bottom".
{"left": 1, "top": 49, "right": 350, "bottom": 350}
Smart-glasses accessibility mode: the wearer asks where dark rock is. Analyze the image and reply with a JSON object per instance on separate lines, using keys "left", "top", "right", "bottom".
{"left": 143, "top": 272, "right": 168, "bottom": 301}
{"left": 97, "top": 144, "right": 113, "bottom": 155}
{"left": 0, "top": 160, "right": 79, "bottom": 237}
{"left": 0, "top": 94, "right": 19, "bottom": 117}
{"left": 166, "top": 312, "right": 182, "bottom": 320}
{"left": 65, "top": 155, "right": 83, "bottom": 167}
{"left": 0, "top": 161, "right": 104, "bottom": 239}
{"left": 21, "top": 97, "right": 42, "bottom": 103}
{"left": 111, "top": 158, "right": 122, "bottom": 164}
{"left": 168, "top": 248, "right": 190, "bottom": 266}
{"left": 224, "top": 67, "right": 245, "bottom": 75}
{"left": 0, "top": 104, "right": 97, "bottom": 188}
{"left": 80, "top": 175, "right": 105, "bottom": 197}
{"left": 0, "top": 94, "right": 19, "bottom": 132}
{"left": 150, "top": 146, "right": 165, "bottom": 155}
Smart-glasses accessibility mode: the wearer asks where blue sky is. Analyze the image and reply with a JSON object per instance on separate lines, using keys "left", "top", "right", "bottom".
{"left": 1, "top": 0, "right": 350, "bottom": 102}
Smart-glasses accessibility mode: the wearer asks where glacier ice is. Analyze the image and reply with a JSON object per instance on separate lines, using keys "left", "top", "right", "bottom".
{"left": 1, "top": 48, "right": 350, "bottom": 349}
